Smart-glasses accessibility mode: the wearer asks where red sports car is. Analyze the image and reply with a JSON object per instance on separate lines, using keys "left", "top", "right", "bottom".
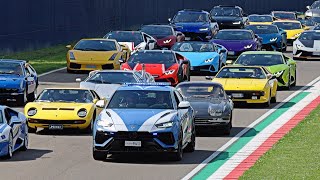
{"left": 121, "top": 50, "right": 190, "bottom": 86}
{"left": 141, "top": 25, "right": 185, "bottom": 49}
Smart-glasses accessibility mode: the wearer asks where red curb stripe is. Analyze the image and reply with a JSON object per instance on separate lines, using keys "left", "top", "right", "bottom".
{"left": 224, "top": 96, "right": 320, "bottom": 179}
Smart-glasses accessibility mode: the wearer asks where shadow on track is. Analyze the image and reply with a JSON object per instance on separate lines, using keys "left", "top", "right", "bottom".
{"left": 1, "top": 149, "right": 53, "bottom": 162}
{"left": 35, "top": 129, "right": 91, "bottom": 137}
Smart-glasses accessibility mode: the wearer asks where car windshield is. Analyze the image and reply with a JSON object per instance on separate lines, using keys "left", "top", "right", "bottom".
{"left": 0, "top": 62, "right": 23, "bottom": 76}
{"left": 128, "top": 52, "right": 176, "bottom": 65}
{"left": 211, "top": 7, "right": 241, "bottom": 17}
{"left": 108, "top": 90, "right": 173, "bottom": 109}
{"left": 248, "top": 15, "right": 273, "bottom": 22}
{"left": 273, "top": 22, "right": 302, "bottom": 30}
{"left": 299, "top": 31, "right": 320, "bottom": 40}
{"left": 37, "top": 89, "right": 94, "bottom": 103}
{"left": 214, "top": 31, "right": 253, "bottom": 40}
{"left": 105, "top": 32, "right": 143, "bottom": 46}
{"left": 74, "top": 40, "right": 117, "bottom": 51}
{"left": 141, "top": 26, "right": 173, "bottom": 36}
{"left": 236, "top": 54, "right": 284, "bottom": 66}
{"left": 173, "top": 12, "right": 208, "bottom": 22}
{"left": 172, "top": 42, "right": 215, "bottom": 52}
{"left": 177, "top": 84, "right": 225, "bottom": 99}
{"left": 311, "top": 1, "right": 320, "bottom": 9}
{"left": 216, "top": 67, "right": 266, "bottom": 79}
{"left": 246, "top": 25, "right": 278, "bottom": 34}
{"left": 86, "top": 72, "right": 137, "bottom": 84}
{"left": 273, "top": 12, "right": 296, "bottom": 20}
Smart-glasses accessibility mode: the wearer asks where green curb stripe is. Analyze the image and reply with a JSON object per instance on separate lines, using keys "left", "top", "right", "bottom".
{"left": 192, "top": 92, "right": 310, "bottom": 180}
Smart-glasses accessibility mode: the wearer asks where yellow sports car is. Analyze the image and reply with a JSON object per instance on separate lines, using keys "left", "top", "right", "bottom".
{"left": 25, "top": 88, "right": 106, "bottom": 132}
{"left": 273, "top": 20, "right": 308, "bottom": 42}
{"left": 66, "top": 38, "right": 131, "bottom": 73}
{"left": 208, "top": 66, "right": 278, "bottom": 107}
{"left": 247, "top": 15, "right": 273, "bottom": 25}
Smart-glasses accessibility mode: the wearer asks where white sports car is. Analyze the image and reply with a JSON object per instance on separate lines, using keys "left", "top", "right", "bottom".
{"left": 293, "top": 30, "right": 320, "bottom": 59}
{"left": 78, "top": 70, "right": 154, "bottom": 99}
{"left": 0, "top": 106, "right": 28, "bottom": 159}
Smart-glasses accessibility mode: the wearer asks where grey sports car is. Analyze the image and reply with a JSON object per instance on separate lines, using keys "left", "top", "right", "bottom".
{"left": 176, "top": 82, "right": 233, "bottom": 135}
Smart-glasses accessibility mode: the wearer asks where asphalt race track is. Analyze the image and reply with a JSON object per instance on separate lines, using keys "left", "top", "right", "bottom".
{"left": 1, "top": 47, "right": 320, "bottom": 180}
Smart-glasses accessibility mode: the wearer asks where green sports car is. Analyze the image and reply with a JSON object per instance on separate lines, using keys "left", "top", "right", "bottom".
{"left": 231, "top": 51, "right": 296, "bottom": 89}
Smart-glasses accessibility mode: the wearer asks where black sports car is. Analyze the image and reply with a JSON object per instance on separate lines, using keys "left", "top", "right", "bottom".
{"left": 210, "top": 5, "right": 247, "bottom": 29}
{"left": 176, "top": 82, "right": 233, "bottom": 135}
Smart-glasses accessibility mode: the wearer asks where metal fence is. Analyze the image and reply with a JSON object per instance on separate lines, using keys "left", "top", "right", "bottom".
{"left": 0, "top": 0, "right": 314, "bottom": 52}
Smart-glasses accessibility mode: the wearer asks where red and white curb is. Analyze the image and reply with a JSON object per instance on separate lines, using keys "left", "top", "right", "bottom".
{"left": 207, "top": 80, "right": 320, "bottom": 179}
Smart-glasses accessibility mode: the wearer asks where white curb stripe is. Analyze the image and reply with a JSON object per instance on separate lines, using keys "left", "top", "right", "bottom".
{"left": 38, "top": 67, "right": 66, "bottom": 77}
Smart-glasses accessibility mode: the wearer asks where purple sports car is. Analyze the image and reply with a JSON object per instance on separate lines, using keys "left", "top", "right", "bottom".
{"left": 211, "top": 29, "right": 262, "bottom": 59}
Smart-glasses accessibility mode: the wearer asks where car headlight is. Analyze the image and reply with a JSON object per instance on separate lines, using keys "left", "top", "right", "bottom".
{"left": 208, "top": 106, "right": 223, "bottom": 116}
{"left": 199, "top": 27, "right": 209, "bottom": 31}
{"left": 163, "top": 39, "right": 172, "bottom": 44}
{"left": 109, "top": 53, "right": 118, "bottom": 60}
{"left": 155, "top": 121, "right": 174, "bottom": 128}
{"left": 270, "top": 37, "right": 277, "bottom": 42}
{"left": 164, "top": 70, "right": 175, "bottom": 75}
{"left": 232, "top": 21, "right": 241, "bottom": 25}
{"left": 273, "top": 70, "right": 284, "bottom": 77}
{"left": 77, "top": 109, "right": 87, "bottom": 118}
{"left": 69, "top": 52, "right": 76, "bottom": 60}
{"left": 97, "top": 119, "right": 113, "bottom": 128}
{"left": 296, "top": 44, "right": 304, "bottom": 50}
{"left": 205, "top": 58, "right": 214, "bottom": 63}
{"left": 244, "top": 44, "right": 253, "bottom": 49}
{"left": 27, "top": 108, "right": 37, "bottom": 116}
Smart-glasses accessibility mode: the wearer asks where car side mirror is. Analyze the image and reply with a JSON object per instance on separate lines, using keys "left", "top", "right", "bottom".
{"left": 11, "top": 116, "right": 22, "bottom": 124}
{"left": 96, "top": 100, "right": 106, "bottom": 108}
{"left": 66, "top": 45, "right": 72, "bottom": 49}
{"left": 178, "top": 101, "right": 190, "bottom": 109}
{"left": 307, "top": 6, "right": 311, "bottom": 10}
{"left": 168, "top": 18, "right": 172, "bottom": 23}
{"left": 76, "top": 78, "right": 82, "bottom": 82}
{"left": 226, "top": 60, "right": 233, "bottom": 65}
{"left": 205, "top": 76, "right": 213, "bottom": 80}
{"left": 27, "top": 77, "right": 34, "bottom": 82}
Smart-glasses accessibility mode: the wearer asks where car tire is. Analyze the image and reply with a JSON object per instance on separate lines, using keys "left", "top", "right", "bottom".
{"left": 264, "top": 90, "right": 271, "bottom": 107}
{"left": 171, "top": 131, "right": 183, "bottom": 161}
{"left": 93, "top": 149, "right": 107, "bottom": 161}
{"left": 4, "top": 133, "right": 13, "bottom": 159}
{"left": 223, "top": 114, "right": 232, "bottom": 135}
{"left": 85, "top": 112, "right": 96, "bottom": 133}
{"left": 17, "top": 89, "right": 27, "bottom": 106}
{"left": 271, "top": 91, "right": 277, "bottom": 103}
{"left": 27, "top": 89, "right": 36, "bottom": 102}
{"left": 184, "top": 122, "right": 196, "bottom": 152}
{"left": 292, "top": 70, "right": 296, "bottom": 87}
{"left": 20, "top": 132, "right": 28, "bottom": 151}
{"left": 27, "top": 123, "right": 37, "bottom": 133}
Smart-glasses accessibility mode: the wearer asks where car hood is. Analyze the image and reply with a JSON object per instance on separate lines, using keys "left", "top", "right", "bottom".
{"left": 257, "top": 33, "right": 282, "bottom": 44}
{"left": 80, "top": 82, "right": 121, "bottom": 99}
{"left": 213, "top": 16, "right": 243, "bottom": 23}
{"left": 285, "top": 29, "right": 304, "bottom": 39}
{"left": 107, "top": 109, "right": 176, "bottom": 131}
{"left": 213, "top": 78, "right": 267, "bottom": 90}
{"left": 266, "top": 64, "right": 287, "bottom": 73}
{"left": 128, "top": 63, "right": 177, "bottom": 76}
{"left": 211, "top": 39, "right": 255, "bottom": 51}
{"left": 178, "top": 52, "right": 218, "bottom": 66}
{"left": 0, "top": 75, "right": 23, "bottom": 89}
{"left": 70, "top": 50, "right": 119, "bottom": 61}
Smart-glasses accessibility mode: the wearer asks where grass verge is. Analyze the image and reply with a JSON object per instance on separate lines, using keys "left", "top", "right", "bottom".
{"left": 240, "top": 105, "right": 320, "bottom": 179}
{"left": 0, "top": 45, "right": 67, "bottom": 74}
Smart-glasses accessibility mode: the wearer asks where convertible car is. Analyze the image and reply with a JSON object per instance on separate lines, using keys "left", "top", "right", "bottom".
{"left": 233, "top": 51, "right": 296, "bottom": 89}
{"left": 176, "top": 82, "right": 233, "bottom": 135}
{"left": 0, "top": 106, "right": 28, "bottom": 159}
{"left": 92, "top": 83, "right": 195, "bottom": 161}
{"left": 245, "top": 24, "right": 287, "bottom": 51}
{"left": 208, "top": 66, "right": 278, "bottom": 107}
{"left": 293, "top": 30, "right": 320, "bottom": 60}
{"left": 171, "top": 41, "right": 227, "bottom": 74}
{"left": 211, "top": 29, "right": 262, "bottom": 60}
{"left": 25, "top": 88, "right": 105, "bottom": 132}
{"left": 66, "top": 39, "right": 131, "bottom": 73}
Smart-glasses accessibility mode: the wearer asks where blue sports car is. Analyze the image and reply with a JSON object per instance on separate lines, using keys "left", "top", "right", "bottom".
{"left": 0, "top": 60, "right": 38, "bottom": 106}
{"left": 169, "top": 9, "right": 219, "bottom": 41}
{"left": 92, "top": 83, "right": 195, "bottom": 161}
{"left": 245, "top": 24, "right": 287, "bottom": 51}
{"left": 172, "top": 41, "right": 227, "bottom": 74}
{"left": 0, "top": 106, "right": 28, "bottom": 159}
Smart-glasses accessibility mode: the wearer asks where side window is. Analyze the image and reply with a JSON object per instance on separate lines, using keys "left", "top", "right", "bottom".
{"left": 174, "top": 91, "right": 182, "bottom": 105}
{"left": 283, "top": 56, "right": 288, "bottom": 64}
{"left": 4, "top": 109, "right": 11, "bottom": 124}
{"left": 27, "top": 66, "right": 35, "bottom": 75}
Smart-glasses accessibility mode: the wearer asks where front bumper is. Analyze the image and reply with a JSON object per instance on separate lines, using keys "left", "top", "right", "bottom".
{"left": 293, "top": 48, "right": 320, "bottom": 59}
{"left": 67, "top": 61, "right": 119, "bottom": 71}
{"left": 0, "top": 92, "right": 23, "bottom": 102}
{"left": 93, "top": 131, "right": 178, "bottom": 153}
{"left": 28, "top": 118, "right": 91, "bottom": 130}
{"left": 226, "top": 90, "right": 269, "bottom": 104}
{"left": 194, "top": 116, "right": 230, "bottom": 126}
{"left": 154, "top": 76, "right": 179, "bottom": 86}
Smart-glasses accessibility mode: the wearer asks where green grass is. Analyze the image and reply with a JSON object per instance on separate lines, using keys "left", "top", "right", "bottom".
{"left": 240, "top": 105, "right": 320, "bottom": 179}
{"left": 0, "top": 44, "right": 67, "bottom": 74}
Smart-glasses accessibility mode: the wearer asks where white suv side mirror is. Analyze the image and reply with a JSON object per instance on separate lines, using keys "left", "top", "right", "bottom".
{"left": 178, "top": 101, "right": 190, "bottom": 109}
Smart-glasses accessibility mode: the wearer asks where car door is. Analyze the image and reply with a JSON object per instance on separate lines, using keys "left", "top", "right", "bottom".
{"left": 25, "top": 66, "right": 36, "bottom": 94}
{"left": 174, "top": 91, "right": 190, "bottom": 145}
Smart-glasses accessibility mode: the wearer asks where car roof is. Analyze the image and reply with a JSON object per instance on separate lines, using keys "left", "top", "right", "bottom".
{"left": 0, "top": 59, "right": 27, "bottom": 64}
{"left": 80, "top": 38, "right": 117, "bottom": 42}
{"left": 117, "top": 85, "right": 174, "bottom": 92}
{"left": 179, "top": 9, "right": 208, "bottom": 14}
{"left": 219, "top": 29, "right": 252, "bottom": 32}
{"left": 222, "top": 65, "right": 264, "bottom": 69}
{"left": 241, "top": 51, "right": 283, "bottom": 55}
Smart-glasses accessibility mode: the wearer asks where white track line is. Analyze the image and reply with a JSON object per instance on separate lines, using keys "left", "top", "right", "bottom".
{"left": 182, "top": 75, "right": 320, "bottom": 180}
{"left": 38, "top": 67, "right": 66, "bottom": 77}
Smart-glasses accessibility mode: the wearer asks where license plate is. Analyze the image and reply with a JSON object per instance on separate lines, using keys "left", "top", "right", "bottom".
{"left": 313, "top": 52, "right": 320, "bottom": 56}
{"left": 232, "top": 93, "right": 244, "bottom": 98}
{"left": 125, "top": 141, "right": 141, "bottom": 147}
{"left": 185, "top": 37, "right": 191, "bottom": 41}
{"left": 48, "top": 124, "right": 63, "bottom": 130}
{"left": 86, "top": 65, "right": 97, "bottom": 69}
{"left": 252, "top": 96, "right": 258, "bottom": 100}
{"left": 228, "top": 51, "right": 235, "bottom": 55}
